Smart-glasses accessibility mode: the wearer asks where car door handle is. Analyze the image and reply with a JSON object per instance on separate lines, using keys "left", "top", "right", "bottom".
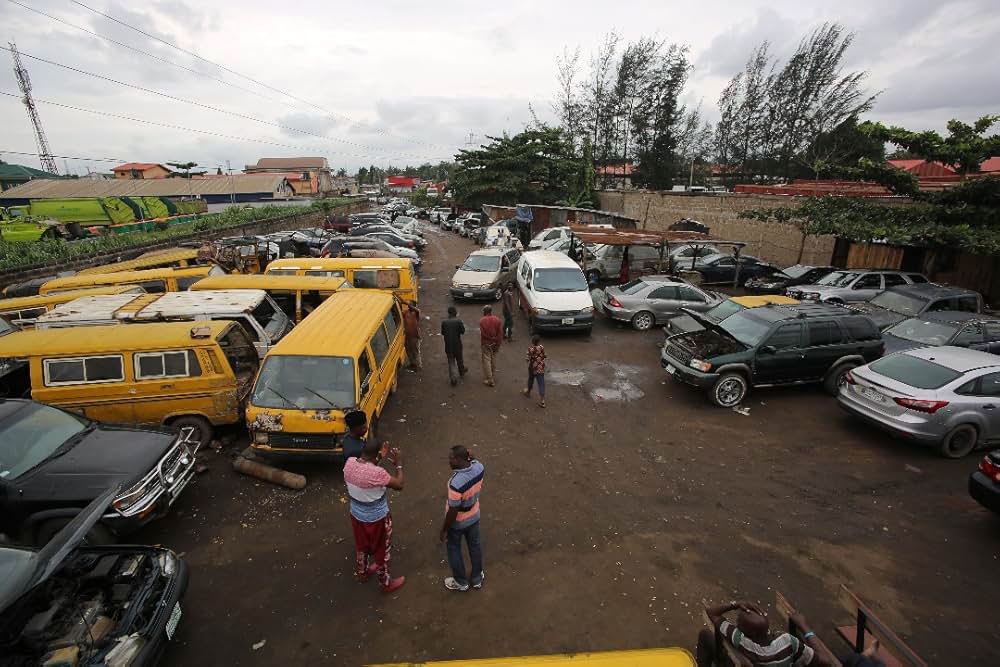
{"left": 984, "top": 405, "right": 997, "bottom": 410}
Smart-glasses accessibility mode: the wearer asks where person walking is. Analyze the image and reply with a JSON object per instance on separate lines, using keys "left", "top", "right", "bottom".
{"left": 522, "top": 334, "right": 547, "bottom": 408}
{"left": 440, "top": 306, "right": 468, "bottom": 386}
{"left": 501, "top": 283, "right": 515, "bottom": 342}
{"left": 479, "top": 305, "right": 502, "bottom": 387}
{"left": 440, "top": 446, "right": 485, "bottom": 591}
{"left": 402, "top": 301, "right": 422, "bottom": 370}
{"left": 343, "top": 440, "right": 406, "bottom": 593}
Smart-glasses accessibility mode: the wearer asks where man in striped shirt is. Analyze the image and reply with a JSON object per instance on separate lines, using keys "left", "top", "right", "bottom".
{"left": 696, "top": 600, "right": 827, "bottom": 667}
{"left": 439, "top": 446, "right": 485, "bottom": 592}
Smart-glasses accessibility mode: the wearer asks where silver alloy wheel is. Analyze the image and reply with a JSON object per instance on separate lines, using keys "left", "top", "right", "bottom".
{"left": 714, "top": 375, "right": 746, "bottom": 407}
{"left": 632, "top": 311, "right": 654, "bottom": 331}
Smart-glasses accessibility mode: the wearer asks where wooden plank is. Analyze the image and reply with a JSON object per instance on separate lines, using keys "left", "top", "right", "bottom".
{"left": 837, "top": 585, "right": 928, "bottom": 667}
{"left": 835, "top": 626, "right": 904, "bottom": 667}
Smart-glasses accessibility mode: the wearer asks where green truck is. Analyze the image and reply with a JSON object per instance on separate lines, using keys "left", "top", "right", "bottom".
{"left": 0, "top": 197, "right": 209, "bottom": 241}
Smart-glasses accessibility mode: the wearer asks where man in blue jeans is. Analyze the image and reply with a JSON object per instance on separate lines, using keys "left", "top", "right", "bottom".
{"left": 439, "top": 445, "right": 485, "bottom": 591}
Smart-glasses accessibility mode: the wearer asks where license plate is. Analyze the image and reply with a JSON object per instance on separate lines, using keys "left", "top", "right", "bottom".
{"left": 464, "top": 292, "right": 473, "bottom": 298}
{"left": 561, "top": 317, "right": 574, "bottom": 325}
{"left": 860, "top": 386, "right": 885, "bottom": 403}
{"left": 165, "top": 602, "right": 182, "bottom": 640}
{"left": 665, "top": 364, "right": 676, "bottom": 375}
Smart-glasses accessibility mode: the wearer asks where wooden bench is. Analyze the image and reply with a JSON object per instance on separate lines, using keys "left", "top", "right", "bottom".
{"left": 833, "top": 586, "right": 927, "bottom": 667}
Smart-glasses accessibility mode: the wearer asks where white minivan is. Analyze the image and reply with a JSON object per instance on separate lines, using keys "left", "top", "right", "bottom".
{"left": 527, "top": 224, "right": 615, "bottom": 250}
{"left": 34, "top": 290, "right": 292, "bottom": 358}
{"left": 514, "top": 251, "right": 594, "bottom": 334}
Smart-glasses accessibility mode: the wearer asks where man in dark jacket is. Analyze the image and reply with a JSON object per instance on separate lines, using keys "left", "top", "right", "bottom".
{"left": 440, "top": 306, "right": 467, "bottom": 386}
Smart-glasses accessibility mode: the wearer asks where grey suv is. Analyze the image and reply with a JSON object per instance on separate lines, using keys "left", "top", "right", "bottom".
{"left": 847, "top": 284, "right": 983, "bottom": 330}
{"left": 787, "top": 269, "right": 928, "bottom": 303}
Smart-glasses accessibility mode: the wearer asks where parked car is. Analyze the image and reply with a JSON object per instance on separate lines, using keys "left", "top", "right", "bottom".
{"left": 745, "top": 265, "right": 836, "bottom": 295}
{"left": 0, "top": 399, "right": 196, "bottom": 545}
{"left": 882, "top": 311, "right": 1000, "bottom": 355}
{"left": 661, "top": 303, "right": 883, "bottom": 407}
{"left": 364, "top": 230, "right": 422, "bottom": 250}
{"left": 431, "top": 207, "right": 452, "bottom": 223}
{"left": 838, "top": 346, "right": 1000, "bottom": 458}
{"left": 663, "top": 295, "right": 800, "bottom": 337}
{"left": 528, "top": 226, "right": 572, "bottom": 250}
{"left": 786, "top": 269, "right": 929, "bottom": 303}
{"left": 685, "top": 253, "right": 782, "bottom": 286}
{"left": 0, "top": 487, "right": 189, "bottom": 665}
{"left": 583, "top": 244, "right": 666, "bottom": 283}
{"left": 450, "top": 247, "right": 521, "bottom": 301}
{"left": 968, "top": 449, "right": 1000, "bottom": 514}
{"left": 668, "top": 243, "right": 720, "bottom": 265}
{"left": 515, "top": 251, "right": 594, "bottom": 334}
{"left": 846, "top": 284, "right": 983, "bottom": 330}
{"left": 601, "top": 278, "right": 724, "bottom": 331}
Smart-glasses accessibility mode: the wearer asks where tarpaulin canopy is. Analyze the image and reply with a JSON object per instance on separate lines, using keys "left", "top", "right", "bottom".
{"left": 566, "top": 225, "right": 746, "bottom": 249}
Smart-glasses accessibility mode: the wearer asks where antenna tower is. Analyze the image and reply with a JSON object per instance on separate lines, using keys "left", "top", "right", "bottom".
{"left": 9, "top": 42, "right": 58, "bottom": 174}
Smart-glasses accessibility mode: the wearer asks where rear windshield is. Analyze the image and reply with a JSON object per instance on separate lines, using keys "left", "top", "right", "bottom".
{"left": 870, "top": 291, "right": 926, "bottom": 316}
{"left": 618, "top": 279, "right": 648, "bottom": 295}
{"left": 782, "top": 265, "right": 812, "bottom": 279}
{"left": 706, "top": 300, "right": 745, "bottom": 321}
{"left": 868, "top": 354, "right": 963, "bottom": 389}
{"left": 885, "top": 318, "right": 958, "bottom": 346}
{"left": 251, "top": 355, "right": 356, "bottom": 410}
{"left": 718, "top": 311, "right": 770, "bottom": 347}
{"left": 533, "top": 268, "right": 588, "bottom": 292}
{"left": 817, "top": 271, "right": 856, "bottom": 287}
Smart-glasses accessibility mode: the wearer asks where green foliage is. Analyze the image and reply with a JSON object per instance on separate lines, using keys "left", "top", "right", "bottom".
{"left": 452, "top": 127, "right": 582, "bottom": 207}
{"left": 859, "top": 116, "right": 1000, "bottom": 176}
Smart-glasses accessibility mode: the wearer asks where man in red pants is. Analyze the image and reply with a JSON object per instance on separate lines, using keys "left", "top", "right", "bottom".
{"left": 343, "top": 439, "right": 406, "bottom": 593}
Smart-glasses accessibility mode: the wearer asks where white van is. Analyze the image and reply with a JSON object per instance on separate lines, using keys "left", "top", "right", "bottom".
{"left": 527, "top": 224, "right": 615, "bottom": 250}
{"left": 514, "top": 251, "right": 594, "bottom": 334}
{"left": 450, "top": 247, "right": 522, "bottom": 301}
{"left": 34, "top": 290, "right": 292, "bottom": 358}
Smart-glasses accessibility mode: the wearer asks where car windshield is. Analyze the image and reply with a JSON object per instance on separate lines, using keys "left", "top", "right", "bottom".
{"left": 533, "top": 268, "right": 588, "bottom": 292}
{"left": 816, "top": 271, "right": 857, "bottom": 287}
{"left": 0, "top": 403, "right": 89, "bottom": 480}
{"left": 782, "top": 265, "right": 812, "bottom": 279}
{"left": 718, "top": 311, "right": 770, "bottom": 347}
{"left": 706, "top": 300, "right": 745, "bottom": 321}
{"left": 869, "top": 354, "right": 963, "bottom": 389}
{"left": 250, "top": 355, "right": 356, "bottom": 410}
{"left": 870, "top": 291, "right": 926, "bottom": 316}
{"left": 618, "top": 279, "right": 648, "bottom": 295}
{"left": 885, "top": 318, "right": 959, "bottom": 346}
{"left": 461, "top": 255, "right": 502, "bottom": 272}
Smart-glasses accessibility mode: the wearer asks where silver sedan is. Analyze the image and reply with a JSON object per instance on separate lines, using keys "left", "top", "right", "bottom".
{"left": 601, "top": 278, "right": 724, "bottom": 331}
{"left": 838, "top": 346, "right": 1000, "bottom": 458}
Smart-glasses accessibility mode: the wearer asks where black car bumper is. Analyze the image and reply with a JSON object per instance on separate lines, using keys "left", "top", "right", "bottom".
{"left": 135, "top": 553, "right": 190, "bottom": 666}
{"left": 450, "top": 286, "right": 500, "bottom": 300}
{"left": 969, "top": 471, "right": 1000, "bottom": 515}
{"left": 660, "top": 351, "right": 718, "bottom": 388}
{"left": 531, "top": 313, "right": 594, "bottom": 331}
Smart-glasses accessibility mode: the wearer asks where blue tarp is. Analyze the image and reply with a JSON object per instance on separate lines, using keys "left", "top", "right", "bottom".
{"left": 515, "top": 205, "right": 533, "bottom": 223}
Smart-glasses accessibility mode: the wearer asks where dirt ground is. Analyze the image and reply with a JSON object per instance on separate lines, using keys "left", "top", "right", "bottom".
{"left": 152, "top": 224, "right": 999, "bottom": 666}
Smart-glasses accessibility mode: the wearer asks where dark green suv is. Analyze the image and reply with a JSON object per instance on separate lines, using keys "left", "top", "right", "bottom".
{"left": 660, "top": 303, "right": 883, "bottom": 407}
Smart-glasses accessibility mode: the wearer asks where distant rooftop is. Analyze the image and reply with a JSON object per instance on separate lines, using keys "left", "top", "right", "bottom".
{"left": 249, "top": 157, "right": 328, "bottom": 170}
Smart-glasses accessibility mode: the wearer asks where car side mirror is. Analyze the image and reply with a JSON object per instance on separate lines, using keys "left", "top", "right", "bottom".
{"left": 760, "top": 345, "right": 776, "bottom": 355}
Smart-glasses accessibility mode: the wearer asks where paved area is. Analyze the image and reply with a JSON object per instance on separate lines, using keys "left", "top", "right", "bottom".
{"left": 152, "top": 224, "right": 999, "bottom": 665}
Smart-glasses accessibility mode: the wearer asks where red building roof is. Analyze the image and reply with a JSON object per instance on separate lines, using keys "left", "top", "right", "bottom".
{"left": 596, "top": 163, "right": 634, "bottom": 176}
{"left": 386, "top": 176, "right": 418, "bottom": 187}
{"left": 112, "top": 162, "right": 169, "bottom": 172}
{"left": 980, "top": 157, "right": 1000, "bottom": 173}
{"left": 887, "top": 160, "right": 957, "bottom": 177}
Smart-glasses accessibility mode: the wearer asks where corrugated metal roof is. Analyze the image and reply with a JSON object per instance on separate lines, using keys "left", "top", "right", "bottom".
{"left": 190, "top": 274, "right": 348, "bottom": 291}
{"left": 41, "top": 265, "right": 218, "bottom": 293}
{"left": 0, "top": 319, "right": 232, "bottom": 356}
{"left": 568, "top": 225, "right": 717, "bottom": 246}
{"left": 111, "top": 163, "right": 169, "bottom": 172}
{"left": 77, "top": 248, "right": 202, "bottom": 275}
{"left": 267, "top": 290, "right": 395, "bottom": 358}
{"left": 252, "top": 157, "right": 327, "bottom": 170}
{"left": 0, "top": 174, "right": 290, "bottom": 200}
{"left": 36, "top": 290, "right": 266, "bottom": 326}
{"left": 0, "top": 286, "right": 145, "bottom": 312}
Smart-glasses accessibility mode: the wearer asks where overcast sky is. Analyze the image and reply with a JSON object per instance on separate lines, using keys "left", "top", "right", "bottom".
{"left": 0, "top": 0, "right": 996, "bottom": 175}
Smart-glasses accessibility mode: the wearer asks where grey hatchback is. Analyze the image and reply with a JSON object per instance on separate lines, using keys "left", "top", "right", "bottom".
{"left": 602, "top": 278, "right": 723, "bottom": 330}
{"left": 838, "top": 346, "right": 1000, "bottom": 457}
{"left": 882, "top": 311, "right": 1000, "bottom": 355}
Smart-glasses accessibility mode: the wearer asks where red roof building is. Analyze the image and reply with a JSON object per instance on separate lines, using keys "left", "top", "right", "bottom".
{"left": 887, "top": 160, "right": 958, "bottom": 178}
{"left": 979, "top": 157, "right": 1000, "bottom": 173}
{"left": 111, "top": 163, "right": 172, "bottom": 180}
{"left": 385, "top": 176, "right": 420, "bottom": 192}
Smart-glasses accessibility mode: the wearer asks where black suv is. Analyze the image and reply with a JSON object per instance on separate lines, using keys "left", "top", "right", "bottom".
{"left": 0, "top": 399, "right": 195, "bottom": 545}
{"left": 660, "top": 303, "right": 883, "bottom": 407}
{"left": 846, "top": 283, "right": 983, "bottom": 330}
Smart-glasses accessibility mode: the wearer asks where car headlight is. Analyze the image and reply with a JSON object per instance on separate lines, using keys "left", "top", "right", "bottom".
{"left": 803, "top": 292, "right": 820, "bottom": 300}
{"left": 688, "top": 358, "right": 712, "bottom": 372}
{"left": 534, "top": 308, "right": 550, "bottom": 315}
{"left": 158, "top": 551, "right": 178, "bottom": 576}
{"left": 580, "top": 306, "right": 594, "bottom": 314}
{"left": 104, "top": 635, "right": 146, "bottom": 665}
{"left": 253, "top": 431, "right": 269, "bottom": 444}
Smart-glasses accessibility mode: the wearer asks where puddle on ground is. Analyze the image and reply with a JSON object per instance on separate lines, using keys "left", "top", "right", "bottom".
{"left": 590, "top": 368, "right": 645, "bottom": 401}
{"left": 546, "top": 363, "right": 645, "bottom": 401}
{"left": 547, "top": 370, "right": 587, "bottom": 386}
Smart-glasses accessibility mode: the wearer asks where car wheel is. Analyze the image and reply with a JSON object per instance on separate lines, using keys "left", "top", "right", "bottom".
{"left": 34, "top": 518, "right": 114, "bottom": 548}
{"left": 494, "top": 288, "right": 503, "bottom": 301}
{"left": 170, "top": 415, "right": 214, "bottom": 450}
{"left": 710, "top": 373, "right": 748, "bottom": 408}
{"left": 631, "top": 311, "right": 655, "bottom": 331}
{"left": 824, "top": 362, "right": 857, "bottom": 396}
{"left": 938, "top": 424, "right": 978, "bottom": 458}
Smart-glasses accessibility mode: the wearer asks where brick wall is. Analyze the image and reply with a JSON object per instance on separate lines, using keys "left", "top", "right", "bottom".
{"left": 596, "top": 190, "right": 837, "bottom": 267}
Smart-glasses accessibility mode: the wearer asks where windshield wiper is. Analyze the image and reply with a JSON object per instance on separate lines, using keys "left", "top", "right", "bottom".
{"left": 304, "top": 387, "right": 340, "bottom": 410}
{"left": 266, "top": 386, "right": 306, "bottom": 411}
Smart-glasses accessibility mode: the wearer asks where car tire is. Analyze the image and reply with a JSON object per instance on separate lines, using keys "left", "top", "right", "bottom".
{"left": 494, "top": 288, "right": 503, "bottom": 301}
{"left": 631, "top": 311, "right": 655, "bottom": 331}
{"left": 170, "top": 415, "right": 214, "bottom": 450}
{"left": 34, "top": 518, "right": 114, "bottom": 548}
{"left": 710, "top": 372, "right": 748, "bottom": 408}
{"left": 938, "top": 424, "right": 978, "bottom": 458}
{"left": 824, "top": 362, "right": 857, "bottom": 396}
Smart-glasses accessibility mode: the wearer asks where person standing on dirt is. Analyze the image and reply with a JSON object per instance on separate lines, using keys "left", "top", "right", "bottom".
{"left": 440, "top": 445, "right": 485, "bottom": 591}
{"left": 521, "top": 334, "right": 547, "bottom": 408}
{"left": 479, "top": 305, "right": 502, "bottom": 387}
{"left": 696, "top": 600, "right": 826, "bottom": 667}
{"left": 403, "top": 301, "right": 422, "bottom": 370}
{"left": 501, "top": 283, "right": 516, "bottom": 342}
{"left": 343, "top": 440, "right": 406, "bottom": 594}
{"left": 441, "top": 306, "right": 467, "bottom": 386}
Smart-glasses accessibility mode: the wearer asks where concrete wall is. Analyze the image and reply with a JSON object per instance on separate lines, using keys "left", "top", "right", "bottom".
{"left": 596, "top": 190, "right": 837, "bottom": 267}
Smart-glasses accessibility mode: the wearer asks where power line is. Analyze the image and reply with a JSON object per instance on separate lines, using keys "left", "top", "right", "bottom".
{"left": 0, "top": 45, "right": 452, "bottom": 162}
{"left": 69, "top": 0, "right": 455, "bottom": 151}
{"left": 0, "top": 148, "right": 125, "bottom": 163}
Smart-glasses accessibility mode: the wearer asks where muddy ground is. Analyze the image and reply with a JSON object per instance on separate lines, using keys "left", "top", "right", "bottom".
{"left": 152, "top": 224, "right": 999, "bottom": 665}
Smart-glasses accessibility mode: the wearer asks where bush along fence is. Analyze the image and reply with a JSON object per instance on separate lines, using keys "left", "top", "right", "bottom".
{"left": 0, "top": 199, "right": 366, "bottom": 288}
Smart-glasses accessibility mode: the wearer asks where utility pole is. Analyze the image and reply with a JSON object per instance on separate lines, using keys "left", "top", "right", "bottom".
{"left": 9, "top": 42, "right": 58, "bottom": 174}
{"left": 466, "top": 132, "right": 476, "bottom": 146}
{"left": 226, "top": 160, "right": 235, "bottom": 205}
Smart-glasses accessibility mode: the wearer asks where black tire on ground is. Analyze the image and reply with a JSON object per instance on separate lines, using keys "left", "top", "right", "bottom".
{"left": 824, "top": 362, "right": 857, "bottom": 396}
{"left": 34, "top": 518, "right": 114, "bottom": 548}
{"left": 631, "top": 311, "right": 655, "bottom": 331}
{"left": 170, "top": 415, "right": 214, "bottom": 449}
{"left": 493, "top": 288, "right": 503, "bottom": 301}
{"left": 938, "top": 424, "right": 978, "bottom": 458}
{"left": 709, "top": 372, "right": 748, "bottom": 408}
